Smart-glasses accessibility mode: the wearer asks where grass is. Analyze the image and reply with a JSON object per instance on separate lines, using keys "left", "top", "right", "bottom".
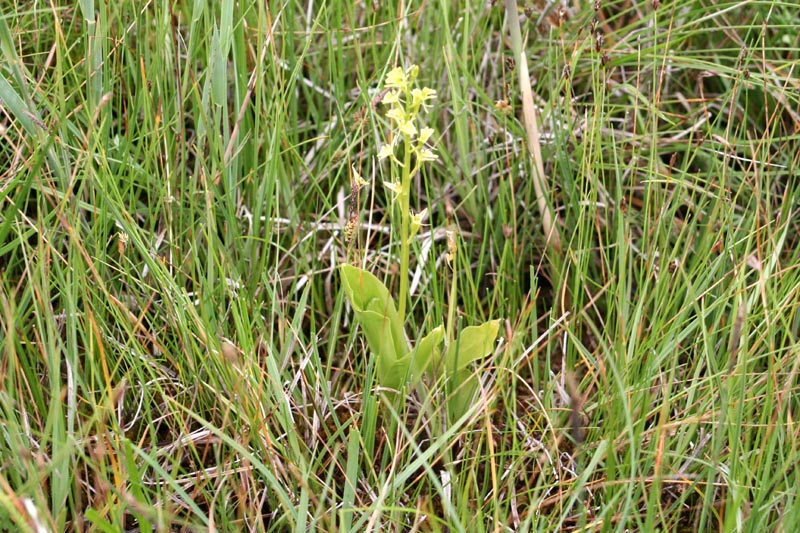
{"left": 1, "top": 0, "right": 799, "bottom": 531}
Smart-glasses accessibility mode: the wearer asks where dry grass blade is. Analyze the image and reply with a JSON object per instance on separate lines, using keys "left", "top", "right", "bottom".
{"left": 504, "top": 0, "right": 562, "bottom": 256}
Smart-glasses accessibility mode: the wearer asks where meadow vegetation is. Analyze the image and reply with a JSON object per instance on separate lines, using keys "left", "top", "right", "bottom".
{"left": 1, "top": 1, "right": 799, "bottom": 531}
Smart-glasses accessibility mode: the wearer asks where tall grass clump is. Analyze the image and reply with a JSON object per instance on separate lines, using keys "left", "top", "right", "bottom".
{"left": 0, "top": 0, "right": 799, "bottom": 531}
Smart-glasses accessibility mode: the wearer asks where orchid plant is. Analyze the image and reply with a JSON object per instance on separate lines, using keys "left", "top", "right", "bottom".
{"left": 341, "top": 65, "right": 500, "bottom": 422}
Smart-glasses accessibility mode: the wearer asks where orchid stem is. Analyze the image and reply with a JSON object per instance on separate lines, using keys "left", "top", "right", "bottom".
{"left": 397, "top": 135, "right": 413, "bottom": 326}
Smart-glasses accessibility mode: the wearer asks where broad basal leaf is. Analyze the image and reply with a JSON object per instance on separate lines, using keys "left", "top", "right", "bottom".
{"left": 445, "top": 320, "right": 500, "bottom": 422}
{"left": 340, "top": 265, "right": 410, "bottom": 389}
{"left": 409, "top": 325, "right": 444, "bottom": 380}
{"left": 446, "top": 320, "right": 500, "bottom": 372}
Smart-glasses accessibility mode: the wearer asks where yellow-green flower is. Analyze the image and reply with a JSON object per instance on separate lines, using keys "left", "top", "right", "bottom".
{"left": 382, "top": 90, "right": 401, "bottom": 105}
{"left": 378, "top": 144, "right": 394, "bottom": 160}
{"left": 418, "top": 148, "right": 437, "bottom": 162}
{"left": 386, "top": 107, "right": 406, "bottom": 124}
{"left": 411, "top": 87, "right": 437, "bottom": 108}
{"left": 418, "top": 127, "right": 434, "bottom": 144}
{"left": 383, "top": 180, "right": 403, "bottom": 200}
{"left": 385, "top": 67, "right": 408, "bottom": 90}
{"left": 398, "top": 120, "right": 417, "bottom": 137}
{"left": 410, "top": 208, "right": 428, "bottom": 237}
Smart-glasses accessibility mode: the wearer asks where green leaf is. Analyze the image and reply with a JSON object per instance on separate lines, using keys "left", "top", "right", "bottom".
{"left": 410, "top": 325, "right": 444, "bottom": 379}
{"left": 381, "top": 354, "right": 416, "bottom": 392}
{"left": 449, "top": 368, "right": 480, "bottom": 423}
{"left": 446, "top": 320, "right": 500, "bottom": 372}
{"left": 210, "top": 26, "right": 227, "bottom": 108}
{"left": 340, "top": 265, "right": 410, "bottom": 390}
{"left": 446, "top": 320, "right": 500, "bottom": 422}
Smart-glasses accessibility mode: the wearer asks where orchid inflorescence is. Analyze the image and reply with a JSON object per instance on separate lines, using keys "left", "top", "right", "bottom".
{"left": 378, "top": 66, "right": 438, "bottom": 241}
{"left": 374, "top": 65, "right": 441, "bottom": 323}
{"left": 378, "top": 66, "right": 438, "bottom": 166}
